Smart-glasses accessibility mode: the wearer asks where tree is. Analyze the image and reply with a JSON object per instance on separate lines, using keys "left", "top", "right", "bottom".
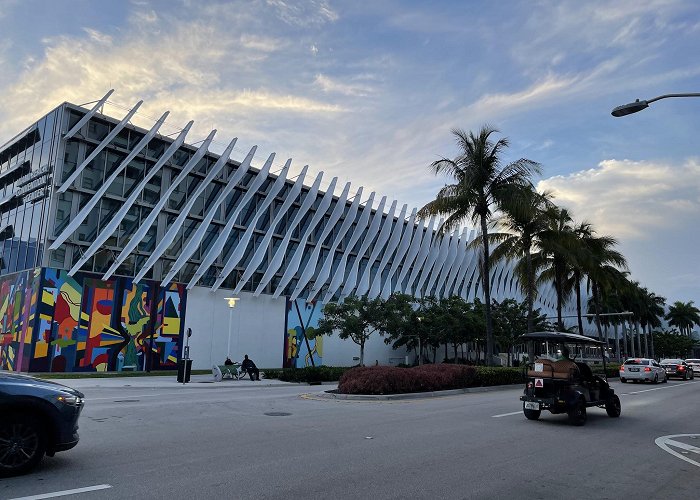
{"left": 316, "top": 296, "right": 385, "bottom": 366}
{"left": 418, "top": 125, "right": 541, "bottom": 365}
{"left": 491, "top": 298, "right": 549, "bottom": 366}
{"left": 533, "top": 206, "right": 576, "bottom": 330}
{"left": 652, "top": 330, "right": 696, "bottom": 358}
{"left": 665, "top": 301, "right": 700, "bottom": 337}
{"left": 488, "top": 189, "right": 553, "bottom": 333}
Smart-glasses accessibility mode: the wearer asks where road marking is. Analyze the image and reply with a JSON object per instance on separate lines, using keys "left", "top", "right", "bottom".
{"left": 9, "top": 484, "right": 112, "bottom": 500}
{"left": 492, "top": 411, "right": 522, "bottom": 418}
{"left": 620, "top": 380, "right": 698, "bottom": 395}
{"left": 655, "top": 434, "right": 700, "bottom": 468}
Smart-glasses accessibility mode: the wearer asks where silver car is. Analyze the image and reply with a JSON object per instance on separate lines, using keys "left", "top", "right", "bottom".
{"left": 619, "top": 358, "right": 667, "bottom": 384}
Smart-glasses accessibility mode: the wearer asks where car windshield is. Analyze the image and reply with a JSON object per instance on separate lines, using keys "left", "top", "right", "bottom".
{"left": 623, "top": 359, "right": 649, "bottom": 365}
{"left": 660, "top": 359, "right": 682, "bottom": 364}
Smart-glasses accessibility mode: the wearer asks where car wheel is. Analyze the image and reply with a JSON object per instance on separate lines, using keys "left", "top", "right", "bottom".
{"left": 683, "top": 372, "right": 688, "bottom": 381}
{"left": 653, "top": 374, "right": 659, "bottom": 384}
{"left": 0, "top": 414, "right": 46, "bottom": 477}
{"left": 523, "top": 403, "right": 541, "bottom": 421}
{"left": 605, "top": 394, "right": 621, "bottom": 418}
{"left": 620, "top": 378, "right": 626, "bottom": 383}
{"left": 663, "top": 374, "right": 668, "bottom": 383}
{"left": 567, "top": 399, "right": 587, "bottom": 426}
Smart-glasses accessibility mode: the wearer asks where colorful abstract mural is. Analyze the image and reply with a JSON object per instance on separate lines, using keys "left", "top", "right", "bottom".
{"left": 0, "top": 268, "right": 40, "bottom": 371}
{"left": 0, "top": 267, "right": 187, "bottom": 373}
{"left": 284, "top": 298, "right": 323, "bottom": 368}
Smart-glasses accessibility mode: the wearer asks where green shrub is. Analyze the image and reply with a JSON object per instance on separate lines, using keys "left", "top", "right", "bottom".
{"left": 276, "top": 365, "right": 350, "bottom": 383}
{"left": 474, "top": 367, "right": 524, "bottom": 386}
{"left": 261, "top": 369, "right": 282, "bottom": 380}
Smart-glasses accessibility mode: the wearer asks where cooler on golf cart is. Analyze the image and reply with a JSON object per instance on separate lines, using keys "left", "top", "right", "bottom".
{"left": 519, "top": 332, "right": 621, "bottom": 426}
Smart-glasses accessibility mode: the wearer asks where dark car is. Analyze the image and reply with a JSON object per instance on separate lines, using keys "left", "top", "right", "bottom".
{"left": 0, "top": 372, "right": 85, "bottom": 477}
{"left": 659, "top": 359, "right": 695, "bottom": 380}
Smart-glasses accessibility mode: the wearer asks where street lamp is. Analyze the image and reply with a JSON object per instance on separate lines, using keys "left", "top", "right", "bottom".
{"left": 611, "top": 93, "right": 700, "bottom": 117}
{"left": 224, "top": 297, "right": 239, "bottom": 360}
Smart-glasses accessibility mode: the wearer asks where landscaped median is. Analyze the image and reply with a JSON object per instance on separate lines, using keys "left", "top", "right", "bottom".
{"left": 265, "top": 364, "right": 524, "bottom": 394}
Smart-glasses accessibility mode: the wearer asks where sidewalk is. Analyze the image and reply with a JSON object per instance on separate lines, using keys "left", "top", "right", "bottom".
{"left": 48, "top": 374, "right": 300, "bottom": 390}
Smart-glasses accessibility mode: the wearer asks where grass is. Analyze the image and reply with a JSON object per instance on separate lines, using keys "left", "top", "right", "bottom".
{"left": 33, "top": 370, "right": 211, "bottom": 380}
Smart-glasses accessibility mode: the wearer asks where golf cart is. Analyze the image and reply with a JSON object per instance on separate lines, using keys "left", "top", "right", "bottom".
{"left": 519, "top": 332, "right": 621, "bottom": 426}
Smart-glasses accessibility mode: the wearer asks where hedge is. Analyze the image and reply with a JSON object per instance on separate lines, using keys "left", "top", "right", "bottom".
{"left": 262, "top": 366, "right": 350, "bottom": 383}
{"left": 337, "top": 364, "right": 524, "bottom": 395}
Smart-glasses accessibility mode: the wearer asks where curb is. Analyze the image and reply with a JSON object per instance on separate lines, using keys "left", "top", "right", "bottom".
{"left": 310, "top": 383, "right": 523, "bottom": 401}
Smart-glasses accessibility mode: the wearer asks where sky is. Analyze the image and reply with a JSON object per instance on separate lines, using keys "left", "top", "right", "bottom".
{"left": 0, "top": 0, "right": 699, "bottom": 310}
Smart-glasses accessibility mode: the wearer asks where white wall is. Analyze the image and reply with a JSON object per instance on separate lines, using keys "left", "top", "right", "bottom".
{"left": 185, "top": 288, "right": 286, "bottom": 370}
{"left": 185, "top": 287, "right": 411, "bottom": 369}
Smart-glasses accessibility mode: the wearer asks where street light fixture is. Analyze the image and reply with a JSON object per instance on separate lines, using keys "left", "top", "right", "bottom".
{"left": 224, "top": 297, "right": 239, "bottom": 360}
{"left": 611, "top": 93, "right": 700, "bottom": 117}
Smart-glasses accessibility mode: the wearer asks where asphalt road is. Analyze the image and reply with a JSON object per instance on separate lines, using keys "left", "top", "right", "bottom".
{"left": 2, "top": 378, "right": 699, "bottom": 499}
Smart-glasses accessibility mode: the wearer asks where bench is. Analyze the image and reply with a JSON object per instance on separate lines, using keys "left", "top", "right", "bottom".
{"left": 213, "top": 364, "right": 243, "bottom": 381}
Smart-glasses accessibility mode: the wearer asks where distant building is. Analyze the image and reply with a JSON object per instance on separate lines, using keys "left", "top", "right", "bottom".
{"left": 0, "top": 90, "right": 560, "bottom": 373}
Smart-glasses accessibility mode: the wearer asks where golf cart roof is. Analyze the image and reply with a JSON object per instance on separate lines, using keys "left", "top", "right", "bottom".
{"left": 519, "top": 331, "right": 605, "bottom": 345}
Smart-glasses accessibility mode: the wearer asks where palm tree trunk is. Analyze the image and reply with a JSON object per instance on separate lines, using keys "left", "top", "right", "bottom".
{"left": 555, "top": 265, "right": 563, "bottom": 330}
{"left": 480, "top": 215, "right": 495, "bottom": 366}
{"left": 643, "top": 324, "right": 649, "bottom": 358}
{"left": 649, "top": 327, "right": 655, "bottom": 359}
{"left": 592, "top": 281, "right": 604, "bottom": 341}
{"left": 629, "top": 322, "right": 636, "bottom": 357}
{"left": 574, "top": 272, "right": 583, "bottom": 334}
{"left": 614, "top": 323, "right": 620, "bottom": 362}
{"left": 526, "top": 247, "right": 535, "bottom": 333}
{"left": 635, "top": 322, "right": 642, "bottom": 357}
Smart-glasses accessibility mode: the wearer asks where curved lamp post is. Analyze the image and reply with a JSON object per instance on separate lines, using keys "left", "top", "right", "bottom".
{"left": 611, "top": 93, "right": 700, "bottom": 117}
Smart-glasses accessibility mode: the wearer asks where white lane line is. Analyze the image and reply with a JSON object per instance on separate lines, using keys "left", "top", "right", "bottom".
{"left": 9, "top": 484, "right": 112, "bottom": 500}
{"left": 621, "top": 380, "right": 698, "bottom": 395}
{"left": 492, "top": 411, "right": 522, "bottom": 418}
{"left": 655, "top": 434, "right": 700, "bottom": 468}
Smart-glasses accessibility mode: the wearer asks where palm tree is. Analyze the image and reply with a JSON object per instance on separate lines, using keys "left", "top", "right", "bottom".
{"left": 533, "top": 206, "right": 576, "bottom": 330}
{"left": 639, "top": 288, "right": 665, "bottom": 358}
{"left": 488, "top": 189, "right": 553, "bottom": 333}
{"left": 665, "top": 301, "right": 700, "bottom": 336}
{"left": 582, "top": 235, "right": 628, "bottom": 341}
{"left": 418, "top": 125, "right": 541, "bottom": 365}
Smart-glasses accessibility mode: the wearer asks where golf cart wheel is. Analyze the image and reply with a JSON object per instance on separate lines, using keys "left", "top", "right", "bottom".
{"left": 620, "top": 377, "right": 626, "bottom": 383}
{"left": 567, "top": 399, "right": 587, "bottom": 426}
{"left": 605, "top": 394, "right": 621, "bottom": 418}
{"left": 0, "top": 414, "right": 46, "bottom": 477}
{"left": 523, "top": 403, "right": 541, "bottom": 421}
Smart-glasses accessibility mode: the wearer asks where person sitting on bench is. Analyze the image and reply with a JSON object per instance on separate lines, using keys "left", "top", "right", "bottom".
{"left": 224, "top": 357, "right": 234, "bottom": 366}
{"left": 241, "top": 354, "right": 260, "bottom": 381}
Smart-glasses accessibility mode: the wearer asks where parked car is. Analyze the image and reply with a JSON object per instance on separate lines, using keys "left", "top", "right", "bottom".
{"left": 659, "top": 359, "right": 695, "bottom": 380}
{"left": 619, "top": 358, "right": 667, "bottom": 384}
{"left": 685, "top": 358, "right": 700, "bottom": 372}
{"left": 0, "top": 372, "right": 85, "bottom": 477}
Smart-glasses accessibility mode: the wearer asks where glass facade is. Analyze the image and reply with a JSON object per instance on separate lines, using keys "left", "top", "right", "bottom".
{"left": 0, "top": 107, "right": 63, "bottom": 275}
{"left": 0, "top": 100, "right": 489, "bottom": 304}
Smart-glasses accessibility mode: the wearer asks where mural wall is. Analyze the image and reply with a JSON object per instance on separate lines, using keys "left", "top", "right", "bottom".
{"left": 0, "top": 267, "right": 186, "bottom": 372}
{"left": 285, "top": 298, "right": 324, "bottom": 368}
{"left": 0, "top": 268, "right": 40, "bottom": 371}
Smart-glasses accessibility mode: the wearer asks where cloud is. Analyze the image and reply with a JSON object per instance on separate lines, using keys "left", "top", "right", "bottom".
{"left": 313, "top": 74, "right": 374, "bottom": 97}
{"left": 265, "top": 0, "right": 338, "bottom": 26}
{"left": 537, "top": 158, "right": 700, "bottom": 239}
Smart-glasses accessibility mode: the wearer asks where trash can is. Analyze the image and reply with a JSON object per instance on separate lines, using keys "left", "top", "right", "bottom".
{"left": 177, "top": 359, "right": 193, "bottom": 383}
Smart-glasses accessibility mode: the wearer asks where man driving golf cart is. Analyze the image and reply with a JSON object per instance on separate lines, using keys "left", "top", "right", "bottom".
{"left": 520, "top": 332, "right": 621, "bottom": 426}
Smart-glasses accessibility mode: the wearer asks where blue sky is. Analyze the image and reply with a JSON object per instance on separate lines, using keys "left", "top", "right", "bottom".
{"left": 1, "top": 0, "right": 699, "bottom": 309}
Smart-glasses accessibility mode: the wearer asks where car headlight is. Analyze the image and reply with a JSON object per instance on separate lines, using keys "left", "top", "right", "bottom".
{"left": 57, "top": 394, "right": 84, "bottom": 406}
